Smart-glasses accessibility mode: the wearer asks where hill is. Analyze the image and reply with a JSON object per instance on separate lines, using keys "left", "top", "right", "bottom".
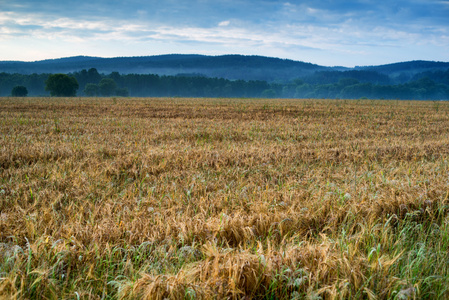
{"left": 1, "top": 55, "right": 449, "bottom": 99}
{"left": 2, "top": 55, "right": 448, "bottom": 83}
{"left": 0, "top": 54, "right": 330, "bottom": 82}
{"left": 2, "top": 54, "right": 448, "bottom": 83}
{"left": 356, "top": 60, "right": 449, "bottom": 83}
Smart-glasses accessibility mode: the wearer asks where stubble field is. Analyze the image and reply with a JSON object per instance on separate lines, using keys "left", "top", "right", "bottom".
{"left": 1, "top": 97, "right": 449, "bottom": 299}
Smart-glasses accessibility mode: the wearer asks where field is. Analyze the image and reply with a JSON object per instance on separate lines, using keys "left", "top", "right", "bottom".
{"left": 1, "top": 97, "right": 449, "bottom": 299}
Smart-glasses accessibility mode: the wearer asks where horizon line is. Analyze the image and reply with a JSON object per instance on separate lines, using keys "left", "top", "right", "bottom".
{"left": 2, "top": 53, "right": 448, "bottom": 69}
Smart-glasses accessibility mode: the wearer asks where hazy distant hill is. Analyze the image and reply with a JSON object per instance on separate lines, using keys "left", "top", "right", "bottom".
{"left": 0, "top": 55, "right": 448, "bottom": 83}
{"left": 0, "top": 54, "right": 334, "bottom": 82}
{"left": 357, "top": 60, "right": 449, "bottom": 73}
{"left": 356, "top": 60, "right": 449, "bottom": 83}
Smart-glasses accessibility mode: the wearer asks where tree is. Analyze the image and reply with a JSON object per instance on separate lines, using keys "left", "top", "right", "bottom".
{"left": 294, "top": 83, "right": 312, "bottom": 98}
{"left": 84, "top": 83, "right": 99, "bottom": 96}
{"left": 11, "top": 86, "right": 28, "bottom": 97}
{"left": 261, "top": 89, "right": 277, "bottom": 98}
{"left": 99, "top": 78, "right": 117, "bottom": 96}
{"left": 115, "top": 87, "right": 129, "bottom": 97}
{"left": 87, "top": 68, "right": 102, "bottom": 83}
{"left": 45, "top": 74, "right": 79, "bottom": 97}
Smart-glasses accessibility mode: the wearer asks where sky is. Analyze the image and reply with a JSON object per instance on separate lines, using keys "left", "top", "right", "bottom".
{"left": 1, "top": 0, "right": 448, "bottom": 67}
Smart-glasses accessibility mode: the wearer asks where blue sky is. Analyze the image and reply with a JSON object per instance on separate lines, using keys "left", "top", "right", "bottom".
{"left": 1, "top": 0, "right": 448, "bottom": 67}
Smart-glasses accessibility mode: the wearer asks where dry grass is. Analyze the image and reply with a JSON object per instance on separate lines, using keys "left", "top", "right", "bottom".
{"left": 1, "top": 97, "right": 449, "bottom": 299}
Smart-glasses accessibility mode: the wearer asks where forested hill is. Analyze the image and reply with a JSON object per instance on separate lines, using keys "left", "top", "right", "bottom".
{"left": 356, "top": 61, "right": 449, "bottom": 80}
{"left": 0, "top": 54, "right": 331, "bottom": 82}
{"left": 2, "top": 55, "right": 449, "bottom": 99}
{"left": 2, "top": 54, "right": 448, "bottom": 83}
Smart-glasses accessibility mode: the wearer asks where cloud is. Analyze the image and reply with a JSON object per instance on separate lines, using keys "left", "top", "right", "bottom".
{"left": 0, "top": 0, "right": 448, "bottom": 66}
{"left": 218, "top": 20, "right": 230, "bottom": 27}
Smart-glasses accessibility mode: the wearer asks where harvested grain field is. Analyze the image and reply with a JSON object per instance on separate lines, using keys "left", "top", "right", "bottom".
{"left": 1, "top": 97, "right": 449, "bottom": 299}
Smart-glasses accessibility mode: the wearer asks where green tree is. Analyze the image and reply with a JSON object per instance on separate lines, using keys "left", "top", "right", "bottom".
{"left": 294, "top": 83, "right": 311, "bottom": 98}
{"left": 99, "top": 78, "right": 117, "bottom": 96}
{"left": 45, "top": 74, "right": 79, "bottom": 97}
{"left": 115, "top": 87, "right": 129, "bottom": 97}
{"left": 84, "top": 83, "right": 99, "bottom": 96}
{"left": 261, "top": 89, "right": 276, "bottom": 98}
{"left": 87, "top": 68, "right": 102, "bottom": 83}
{"left": 11, "top": 85, "right": 28, "bottom": 97}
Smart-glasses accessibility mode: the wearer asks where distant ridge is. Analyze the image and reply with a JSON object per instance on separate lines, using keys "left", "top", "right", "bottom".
{"left": 0, "top": 54, "right": 448, "bottom": 82}
{"left": 357, "top": 60, "right": 449, "bottom": 75}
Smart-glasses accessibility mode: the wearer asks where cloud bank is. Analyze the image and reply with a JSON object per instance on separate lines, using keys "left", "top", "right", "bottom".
{"left": 1, "top": 0, "right": 448, "bottom": 66}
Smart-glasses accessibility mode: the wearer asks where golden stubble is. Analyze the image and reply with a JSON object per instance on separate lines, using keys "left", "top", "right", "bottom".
{"left": 1, "top": 97, "right": 448, "bottom": 299}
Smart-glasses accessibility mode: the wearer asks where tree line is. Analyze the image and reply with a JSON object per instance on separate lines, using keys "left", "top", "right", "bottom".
{"left": 2, "top": 68, "right": 449, "bottom": 100}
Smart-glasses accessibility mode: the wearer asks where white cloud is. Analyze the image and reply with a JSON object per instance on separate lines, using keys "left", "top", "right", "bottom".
{"left": 218, "top": 20, "right": 230, "bottom": 26}
{"left": 0, "top": 1, "right": 448, "bottom": 66}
